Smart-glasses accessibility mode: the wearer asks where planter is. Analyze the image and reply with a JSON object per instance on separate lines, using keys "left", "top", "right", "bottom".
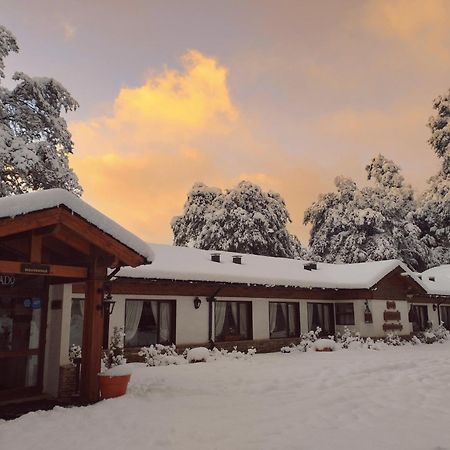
{"left": 98, "top": 374, "right": 131, "bottom": 399}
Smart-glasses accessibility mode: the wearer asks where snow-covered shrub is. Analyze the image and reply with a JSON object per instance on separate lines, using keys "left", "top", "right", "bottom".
{"left": 410, "top": 335, "right": 422, "bottom": 345}
{"left": 139, "top": 344, "right": 185, "bottom": 367}
{"left": 102, "top": 327, "right": 126, "bottom": 370}
{"left": 298, "top": 328, "right": 322, "bottom": 352}
{"left": 431, "top": 323, "right": 450, "bottom": 342}
{"left": 384, "top": 332, "right": 404, "bottom": 347}
{"left": 187, "top": 347, "right": 210, "bottom": 363}
{"left": 209, "top": 346, "right": 256, "bottom": 360}
{"left": 416, "top": 324, "right": 449, "bottom": 344}
{"left": 313, "top": 339, "right": 336, "bottom": 351}
{"left": 69, "top": 344, "right": 81, "bottom": 366}
{"left": 337, "top": 327, "right": 364, "bottom": 349}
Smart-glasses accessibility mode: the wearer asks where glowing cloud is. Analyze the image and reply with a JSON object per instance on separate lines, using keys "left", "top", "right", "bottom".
{"left": 70, "top": 50, "right": 329, "bottom": 245}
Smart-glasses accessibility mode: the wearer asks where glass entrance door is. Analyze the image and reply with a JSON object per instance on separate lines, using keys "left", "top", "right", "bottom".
{"left": 0, "top": 296, "right": 44, "bottom": 396}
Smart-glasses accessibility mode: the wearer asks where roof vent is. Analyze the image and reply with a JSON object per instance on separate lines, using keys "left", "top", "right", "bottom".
{"left": 429, "top": 276, "right": 436, "bottom": 282}
{"left": 232, "top": 255, "right": 242, "bottom": 264}
{"left": 211, "top": 253, "right": 221, "bottom": 263}
{"left": 304, "top": 262, "right": 317, "bottom": 271}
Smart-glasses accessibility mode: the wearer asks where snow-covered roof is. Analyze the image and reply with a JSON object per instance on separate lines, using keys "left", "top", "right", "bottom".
{"left": 0, "top": 189, "right": 153, "bottom": 262}
{"left": 419, "top": 265, "right": 450, "bottom": 296}
{"left": 116, "top": 243, "right": 426, "bottom": 291}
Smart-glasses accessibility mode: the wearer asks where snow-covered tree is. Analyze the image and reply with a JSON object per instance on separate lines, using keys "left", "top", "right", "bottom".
{"left": 0, "top": 25, "right": 81, "bottom": 197}
{"left": 172, "top": 180, "right": 304, "bottom": 258}
{"left": 305, "top": 155, "right": 429, "bottom": 270}
{"left": 171, "top": 182, "right": 221, "bottom": 247}
{"left": 415, "top": 90, "right": 450, "bottom": 266}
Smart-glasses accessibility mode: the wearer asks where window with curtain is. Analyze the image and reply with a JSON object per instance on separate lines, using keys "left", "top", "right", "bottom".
{"left": 125, "top": 300, "right": 175, "bottom": 347}
{"left": 335, "top": 303, "right": 355, "bottom": 325}
{"left": 214, "top": 301, "right": 252, "bottom": 341}
{"left": 409, "top": 304, "right": 429, "bottom": 332}
{"left": 307, "top": 303, "right": 335, "bottom": 336}
{"left": 441, "top": 306, "right": 450, "bottom": 330}
{"left": 269, "top": 302, "right": 300, "bottom": 339}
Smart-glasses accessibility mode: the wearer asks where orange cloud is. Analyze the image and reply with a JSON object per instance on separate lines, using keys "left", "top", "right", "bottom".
{"left": 70, "top": 51, "right": 324, "bottom": 245}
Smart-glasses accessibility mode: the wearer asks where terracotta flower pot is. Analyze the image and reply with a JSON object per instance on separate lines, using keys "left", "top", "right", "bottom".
{"left": 98, "top": 374, "right": 131, "bottom": 399}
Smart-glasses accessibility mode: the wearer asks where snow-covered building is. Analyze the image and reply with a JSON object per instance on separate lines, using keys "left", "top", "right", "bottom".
{"left": 0, "top": 189, "right": 449, "bottom": 404}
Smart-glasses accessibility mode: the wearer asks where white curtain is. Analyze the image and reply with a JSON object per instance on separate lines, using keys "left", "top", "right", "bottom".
{"left": 231, "top": 302, "right": 238, "bottom": 329}
{"left": 215, "top": 302, "right": 227, "bottom": 338}
{"left": 159, "top": 303, "right": 171, "bottom": 343}
{"left": 307, "top": 304, "right": 314, "bottom": 331}
{"left": 239, "top": 303, "right": 248, "bottom": 338}
{"left": 125, "top": 300, "right": 143, "bottom": 344}
{"left": 150, "top": 301, "right": 158, "bottom": 323}
{"left": 269, "top": 303, "right": 278, "bottom": 334}
{"left": 78, "top": 299, "right": 85, "bottom": 318}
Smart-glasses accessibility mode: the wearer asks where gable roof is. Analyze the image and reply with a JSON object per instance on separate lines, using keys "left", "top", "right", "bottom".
{"left": 0, "top": 189, "right": 153, "bottom": 263}
{"left": 116, "top": 243, "right": 426, "bottom": 291}
{"left": 420, "top": 265, "right": 450, "bottom": 296}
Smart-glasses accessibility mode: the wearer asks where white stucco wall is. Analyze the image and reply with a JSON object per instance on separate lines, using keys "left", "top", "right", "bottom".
{"left": 60, "top": 286, "right": 434, "bottom": 356}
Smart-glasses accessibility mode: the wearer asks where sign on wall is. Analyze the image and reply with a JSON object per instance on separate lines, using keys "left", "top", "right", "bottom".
{"left": 0, "top": 274, "right": 15, "bottom": 286}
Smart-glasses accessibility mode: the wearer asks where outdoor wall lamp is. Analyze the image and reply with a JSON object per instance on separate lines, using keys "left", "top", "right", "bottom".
{"left": 193, "top": 297, "right": 202, "bottom": 309}
{"left": 97, "top": 281, "right": 116, "bottom": 315}
{"left": 433, "top": 304, "right": 437, "bottom": 311}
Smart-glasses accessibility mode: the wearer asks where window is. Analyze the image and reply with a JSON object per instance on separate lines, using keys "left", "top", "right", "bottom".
{"left": 307, "top": 303, "right": 335, "bottom": 336}
{"left": 125, "top": 300, "right": 175, "bottom": 348}
{"left": 441, "top": 306, "right": 450, "bottom": 330}
{"left": 269, "top": 302, "right": 300, "bottom": 338}
{"left": 335, "top": 303, "right": 355, "bottom": 326}
{"left": 215, "top": 301, "right": 252, "bottom": 341}
{"left": 409, "top": 304, "right": 429, "bottom": 332}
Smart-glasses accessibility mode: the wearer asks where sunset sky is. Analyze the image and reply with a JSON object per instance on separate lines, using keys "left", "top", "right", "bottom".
{"left": 2, "top": 0, "right": 450, "bottom": 245}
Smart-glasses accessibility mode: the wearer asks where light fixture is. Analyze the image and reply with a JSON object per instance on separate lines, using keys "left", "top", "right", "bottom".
{"left": 364, "top": 300, "right": 373, "bottom": 324}
{"left": 97, "top": 281, "right": 116, "bottom": 316}
{"left": 193, "top": 297, "right": 202, "bottom": 309}
{"left": 433, "top": 304, "right": 437, "bottom": 311}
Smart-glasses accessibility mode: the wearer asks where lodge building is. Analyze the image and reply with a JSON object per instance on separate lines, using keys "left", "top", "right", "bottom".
{"left": 1, "top": 189, "right": 449, "bottom": 406}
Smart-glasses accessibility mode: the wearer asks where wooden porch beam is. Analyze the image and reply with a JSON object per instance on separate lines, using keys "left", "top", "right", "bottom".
{"left": 0, "top": 260, "right": 87, "bottom": 279}
{"left": 59, "top": 209, "right": 146, "bottom": 267}
{"left": 52, "top": 225, "right": 91, "bottom": 255}
{"left": 30, "top": 232, "right": 43, "bottom": 263}
{"left": 0, "top": 209, "right": 61, "bottom": 238}
{"left": 80, "top": 253, "right": 107, "bottom": 403}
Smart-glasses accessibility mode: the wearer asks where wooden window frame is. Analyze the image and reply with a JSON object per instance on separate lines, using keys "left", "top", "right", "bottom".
{"left": 269, "top": 302, "right": 300, "bottom": 339}
{"left": 124, "top": 299, "right": 176, "bottom": 348}
{"left": 214, "top": 300, "right": 253, "bottom": 341}
{"left": 335, "top": 303, "right": 355, "bottom": 326}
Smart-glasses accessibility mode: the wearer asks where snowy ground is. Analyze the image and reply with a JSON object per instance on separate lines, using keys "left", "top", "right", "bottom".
{"left": 3, "top": 344, "right": 450, "bottom": 450}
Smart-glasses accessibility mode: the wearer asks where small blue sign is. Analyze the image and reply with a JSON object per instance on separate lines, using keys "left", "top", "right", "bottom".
{"left": 31, "top": 298, "right": 41, "bottom": 310}
{"left": 23, "top": 298, "right": 32, "bottom": 308}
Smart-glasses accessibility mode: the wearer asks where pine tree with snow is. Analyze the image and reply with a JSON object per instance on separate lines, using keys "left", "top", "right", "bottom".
{"left": 173, "top": 181, "right": 304, "bottom": 258}
{"left": 415, "top": 90, "right": 450, "bottom": 266}
{"left": 304, "top": 155, "right": 429, "bottom": 270}
{"left": 0, "top": 25, "right": 81, "bottom": 197}
{"left": 171, "top": 182, "right": 221, "bottom": 247}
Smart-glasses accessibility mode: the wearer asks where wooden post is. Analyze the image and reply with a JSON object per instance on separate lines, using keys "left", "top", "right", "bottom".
{"left": 80, "top": 253, "right": 107, "bottom": 403}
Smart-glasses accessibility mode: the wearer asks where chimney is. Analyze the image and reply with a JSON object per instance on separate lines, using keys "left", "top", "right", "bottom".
{"left": 211, "top": 253, "right": 221, "bottom": 263}
{"left": 304, "top": 262, "right": 317, "bottom": 271}
{"left": 232, "top": 255, "right": 242, "bottom": 264}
